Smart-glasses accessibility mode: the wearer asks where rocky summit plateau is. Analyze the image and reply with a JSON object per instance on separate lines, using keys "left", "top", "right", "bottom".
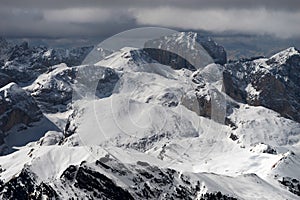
{"left": 0, "top": 32, "right": 299, "bottom": 200}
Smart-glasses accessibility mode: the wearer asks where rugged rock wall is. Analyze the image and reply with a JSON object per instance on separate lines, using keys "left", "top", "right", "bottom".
{"left": 144, "top": 32, "right": 227, "bottom": 70}
{"left": 223, "top": 47, "right": 300, "bottom": 123}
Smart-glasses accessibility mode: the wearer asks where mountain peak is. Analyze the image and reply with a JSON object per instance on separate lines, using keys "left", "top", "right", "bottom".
{"left": 273, "top": 47, "right": 299, "bottom": 57}
{"left": 19, "top": 41, "right": 29, "bottom": 50}
{"left": 144, "top": 31, "right": 227, "bottom": 68}
{"left": 269, "top": 47, "right": 300, "bottom": 65}
{"left": 97, "top": 47, "right": 156, "bottom": 69}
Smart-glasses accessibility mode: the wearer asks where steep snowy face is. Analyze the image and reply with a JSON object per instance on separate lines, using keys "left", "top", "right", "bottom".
{"left": 228, "top": 104, "right": 300, "bottom": 147}
{"left": 144, "top": 32, "right": 227, "bottom": 70}
{"left": 0, "top": 83, "right": 42, "bottom": 131}
{"left": 0, "top": 83, "right": 42, "bottom": 153}
{"left": 96, "top": 47, "right": 159, "bottom": 72}
{"left": 96, "top": 47, "right": 185, "bottom": 82}
{"left": 268, "top": 47, "right": 300, "bottom": 66}
{"left": 223, "top": 47, "right": 300, "bottom": 123}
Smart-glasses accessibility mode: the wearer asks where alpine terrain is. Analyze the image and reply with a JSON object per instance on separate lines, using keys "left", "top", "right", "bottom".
{"left": 0, "top": 31, "right": 299, "bottom": 200}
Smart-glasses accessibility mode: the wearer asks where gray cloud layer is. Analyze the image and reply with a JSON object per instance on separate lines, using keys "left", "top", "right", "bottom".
{"left": 0, "top": 0, "right": 299, "bottom": 39}
{"left": 2, "top": 0, "right": 300, "bottom": 10}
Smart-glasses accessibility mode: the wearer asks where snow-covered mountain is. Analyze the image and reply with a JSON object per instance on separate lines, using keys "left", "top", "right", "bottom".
{"left": 144, "top": 32, "right": 227, "bottom": 70}
{"left": 223, "top": 47, "right": 300, "bottom": 123}
{"left": 0, "top": 40, "right": 93, "bottom": 85}
{"left": 0, "top": 34, "right": 299, "bottom": 199}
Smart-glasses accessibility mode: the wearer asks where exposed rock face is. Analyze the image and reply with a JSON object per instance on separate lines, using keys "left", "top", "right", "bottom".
{"left": 200, "top": 37, "right": 227, "bottom": 65}
{"left": 144, "top": 32, "right": 227, "bottom": 70}
{"left": 181, "top": 64, "right": 238, "bottom": 124}
{"left": 28, "top": 64, "right": 119, "bottom": 113}
{"left": 0, "top": 83, "right": 42, "bottom": 133}
{"left": 0, "top": 155, "right": 238, "bottom": 200}
{"left": 6, "top": 42, "right": 93, "bottom": 67}
{"left": 61, "top": 165, "right": 134, "bottom": 200}
{"left": 0, "top": 40, "right": 93, "bottom": 84}
{"left": 28, "top": 64, "right": 76, "bottom": 113}
{"left": 223, "top": 47, "right": 300, "bottom": 123}
{"left": 279, "top": 177, "right": 300, "bottom": 196}
{"left": 143, "top": 48, "right": 197, "bottom": 71}
{"left": 0, "top": 82, "right": 42, "bottom": 154}
{"left": 181, "top": 86, "right": 235, "bottom": 124}
{"left": 200, "top": 192, "right": 238, "bottom": 200}
{"left": 0, "top": 168, "right": 58, "bottom": 200}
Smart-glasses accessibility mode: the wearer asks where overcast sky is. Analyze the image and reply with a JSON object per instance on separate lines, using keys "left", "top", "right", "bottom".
{"left": 1, "top": 0, "right": 299, "bottom": 42}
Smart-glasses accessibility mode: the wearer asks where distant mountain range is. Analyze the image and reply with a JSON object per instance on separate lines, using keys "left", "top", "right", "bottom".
{"left": 7, "top": 30, "right": 300, "bottom": 61}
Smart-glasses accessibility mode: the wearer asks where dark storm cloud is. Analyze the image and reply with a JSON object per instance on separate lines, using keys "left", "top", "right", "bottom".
{"left": 0, "top": 6, "right": 137, "bottom": 38}
{"left": 1, "top": 0, "right": 300, "bottom": 10}
{"left": 0, "top": 0, "right": 299, "bottom": 39}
